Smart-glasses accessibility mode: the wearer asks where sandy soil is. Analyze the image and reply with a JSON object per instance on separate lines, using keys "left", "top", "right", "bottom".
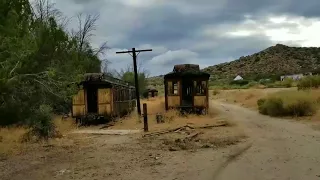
{"left": 1, "top": 100, "right": 320, "bottom": 180}
{"left": 213, "top": 101, "right": 320, "bottom": 180}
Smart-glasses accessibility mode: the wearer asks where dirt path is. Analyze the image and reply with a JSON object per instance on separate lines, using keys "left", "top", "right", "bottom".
{"left": 2, "top": 101, "right": 320, "bottom": 180}
{"left": 213, "top": 101, "right": 320, "bottom": 180}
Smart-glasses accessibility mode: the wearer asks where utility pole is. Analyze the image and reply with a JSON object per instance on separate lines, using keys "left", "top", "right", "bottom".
{"left": 116, "top": 48, "right": 152, "bottom": 116}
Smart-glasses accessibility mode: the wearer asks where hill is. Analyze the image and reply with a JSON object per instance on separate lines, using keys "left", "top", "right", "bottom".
{"left": 147, "top": 44, "right": 320, "bottom": 86}
{"left": 203, "top": 44, "right": 320, "bottom": 82}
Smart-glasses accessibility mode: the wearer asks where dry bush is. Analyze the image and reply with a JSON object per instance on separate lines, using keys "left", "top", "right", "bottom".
{"left": 257, "top": 90, "right": 319, "bottom": 117}
{"left": 297, "top": 75, "right": 320, "bottom": 90}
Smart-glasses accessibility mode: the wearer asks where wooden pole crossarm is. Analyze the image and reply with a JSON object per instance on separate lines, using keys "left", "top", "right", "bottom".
{"left": 116, "top": 48, "right": 153, "bottom": 116}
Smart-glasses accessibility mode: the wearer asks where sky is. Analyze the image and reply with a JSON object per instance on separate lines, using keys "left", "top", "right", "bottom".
{"left": 50, "top": 0, "right": 320, "bottom": 76}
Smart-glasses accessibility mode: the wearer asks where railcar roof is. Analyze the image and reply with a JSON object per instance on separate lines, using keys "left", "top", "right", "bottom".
{"left": 82, "top": 73, "right": 135, "bottom": 88}
{"left": 164, "top": 64, "right": 210, "bottom": 79}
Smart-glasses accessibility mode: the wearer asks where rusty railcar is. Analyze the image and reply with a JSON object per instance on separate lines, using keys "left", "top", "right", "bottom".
{"left": 72, "top": 73, "right": 136, "bottom": 123}
{"left": 147, "top": 86, "right": 158, "bottom": 98}
{"left": 164, "top": 64, "right": 210, "bottom": 114}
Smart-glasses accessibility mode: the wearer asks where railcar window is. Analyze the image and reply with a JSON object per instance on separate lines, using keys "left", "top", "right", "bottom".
{"left": 173, "top": 81, "right": 178, "bottom": 95}
{"left": 195, "top": 81, "right": 206, "bottom": 95}
{"left": 168, "top": 81, "right": 178, "bottom": 95}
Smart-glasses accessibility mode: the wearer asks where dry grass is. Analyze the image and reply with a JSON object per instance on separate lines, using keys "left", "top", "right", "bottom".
{"left": 54, "top": 116, "right": 77, "bottom": 135}
{"left": 0, "top": 116, "right": 76, "bottom": 157}
{"left": 0, "top": 126, "right": 28, "bottom": 156}
{"left": 110, "top": 96, "right": 230, "bottom": 132}
{"left": 211, "top": 88, "right": 296, "bottom": 109}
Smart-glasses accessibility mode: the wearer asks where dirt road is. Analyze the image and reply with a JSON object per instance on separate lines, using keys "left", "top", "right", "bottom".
{"left": 213, "top": 102, "right": 320, "bottom": 180}
{"left": 1, "top": 101, "right": 320, "bottom": 180}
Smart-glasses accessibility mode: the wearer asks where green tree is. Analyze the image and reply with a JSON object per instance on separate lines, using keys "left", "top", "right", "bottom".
{"left": 0, "top": 0, "right": 107, "bottom": 139}
{"left": 107, "top": 65, "right": 149, "bottom": 96}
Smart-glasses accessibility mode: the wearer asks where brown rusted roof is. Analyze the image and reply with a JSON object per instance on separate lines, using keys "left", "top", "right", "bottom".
{"left": 147, "top": 85, "right": 158, "bottom": 92}
{"left": 173, "top": 64, "right": 200, "bottom": 73}
{"left": 84, "top": 73, "right": 104, "bottom": 81}
{"left": 82, "top": 73, "right": 135, "bottom": 88}
{"left": 164, "top": 64, "right": 210, "bottom": 79}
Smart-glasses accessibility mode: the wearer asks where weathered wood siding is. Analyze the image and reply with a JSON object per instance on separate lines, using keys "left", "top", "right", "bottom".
{"left": 98, "top": 88, "right": 112, "bottom": 115}
{"left": 72, "top": 89, "right": 86, "bottom": 117}
{"left": 168, "top": 96, "right": 180, "bottom": 107}
{"left": 194, "top": 96, "right": 206, "bottom": 107}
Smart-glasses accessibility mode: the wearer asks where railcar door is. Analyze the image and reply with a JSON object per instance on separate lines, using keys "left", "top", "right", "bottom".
{"left": 97, "top": 88, "right": 111, "bottom": 116}
{"left": 181, "top": 80, "right": 193, "bottom": 107}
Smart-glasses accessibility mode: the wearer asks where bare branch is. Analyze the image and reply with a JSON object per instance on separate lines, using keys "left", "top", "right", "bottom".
{"left": 94, "top": 41, "right": 110, "bottom": 56}
{"left": 9, "top": 61, "right": 20, "bottom": 77}
{"left": 32, "top": 0, "right": 61, "bottom": 21}
{"left": 76, "top": 13, "right": 100, "bottom": 52}
{"left": 33, "top": 79, "right": 62, "bottom": 98}
{"left": 7, "top": 71, "right": 50, "bottom": 83}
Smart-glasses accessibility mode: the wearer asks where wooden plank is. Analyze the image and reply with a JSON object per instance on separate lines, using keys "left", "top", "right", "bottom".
{"left": 98, "top": 88, "right": 111, "bottom": 115}
{"left": 168, "top": 96, "right": 180, "bottom": 107}
{"left": 72, "top": 89, "right": 85, "bottom": 117}
{"left": 98, "top": 88, "right": 111, "bottom": 104}
{"left": 194, "top": 96, "right": 206, "bottom": 107}
{"left": 72, "top": 89, "right": 85, "bottom": 105}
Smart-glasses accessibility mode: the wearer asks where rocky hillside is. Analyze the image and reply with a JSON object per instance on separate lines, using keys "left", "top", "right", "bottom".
{"left": 147, "top": 44, "right": 320, "bottom": 85}
{"left": 203, "top": 44, "right": 320, "bottom": 81}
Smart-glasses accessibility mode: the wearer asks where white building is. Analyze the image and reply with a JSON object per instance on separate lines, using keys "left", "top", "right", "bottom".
{"left": 280, "top": 74, "right": 304, "bottom": 81}
{"left": 233, "top": 75, "right": 244, "bottom": 81}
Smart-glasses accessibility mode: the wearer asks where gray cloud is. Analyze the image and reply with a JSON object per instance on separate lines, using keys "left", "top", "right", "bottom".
{"left": 53, "top": 0, "right": 320, "bottom": 76}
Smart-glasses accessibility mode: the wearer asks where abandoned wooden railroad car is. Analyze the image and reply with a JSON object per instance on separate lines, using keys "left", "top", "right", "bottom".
{"left": 72, "top": 73, "right": 136, "bottom": 123}
{"left": 164, "top": 64, "right": 210, "bottom": 114}
{"left": 146, "top": 85, "right": 158, "bottom": 98}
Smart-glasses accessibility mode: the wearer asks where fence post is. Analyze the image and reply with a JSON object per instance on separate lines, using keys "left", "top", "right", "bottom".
{"left": 143, "top": 103, "right": 148, "bottom": 132}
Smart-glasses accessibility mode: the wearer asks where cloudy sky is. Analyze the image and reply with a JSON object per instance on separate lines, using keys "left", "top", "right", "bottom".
{"left": 51, "top": 0, "right": 320, "bottom": 76}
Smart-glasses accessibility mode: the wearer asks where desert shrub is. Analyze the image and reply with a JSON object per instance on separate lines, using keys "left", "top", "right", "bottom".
{"left": 28, "top": 105, "right": 56, "bottom": 140}
{"left": 266, "top": 84, "right": 275, "bottom": 88}
{"left": 297, "top": 75, "right": 320, "bottom": 90}
{"left": 259, "top": 79, "right": 273, "bottom": 85}
{"left": 257, "top": 98, "right": 266, "bottom": 106}
{"left": 282, "top": 91, "right": 316, "bottom": 116}
{"left": 257, "top": 90, "right": 317, "bottom": 117}
{"left": 229, "top": 80, "right": 249, "bottom": 86}
{"left": 247, "top": 81, "right": 258, "bottom": 87}
{"left": 265, "top": 80, "right": 293, "bottom": 88}
{"left": 281, "top": 78, "right": 294, "bottom": 88}
{"left": 258, "top": 97, "right": 285, "bottom": 116}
